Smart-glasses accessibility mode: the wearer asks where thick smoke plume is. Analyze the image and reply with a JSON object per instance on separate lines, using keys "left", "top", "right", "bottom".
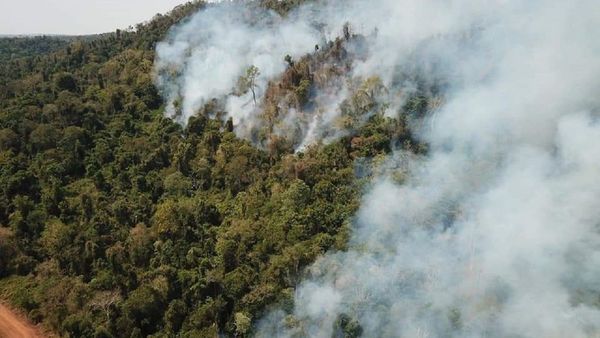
{"left": 155, "top": 0, "right": 600, "bottom": 337}
{"left": 154, "top": 0, "right": 447, "bottom": 148}
{"left": 154, "top": 1, "right": 321, "bottom": 132}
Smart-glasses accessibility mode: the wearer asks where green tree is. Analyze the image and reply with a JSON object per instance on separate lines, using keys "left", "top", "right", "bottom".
{"left": 239, "top": 65, "right": 260, "bottom": 106}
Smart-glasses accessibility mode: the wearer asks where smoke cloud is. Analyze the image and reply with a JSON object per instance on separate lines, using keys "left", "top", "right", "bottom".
{"left": 155, "top": 0, "right": 600, "bottom": 337}
{"left": 154, "top": 0, "right": 466, "bottom": 148}
{"left": 154, "top": 2, "right": 321, "bottom": 130}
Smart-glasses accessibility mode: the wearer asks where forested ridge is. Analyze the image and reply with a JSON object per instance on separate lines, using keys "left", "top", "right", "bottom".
{"left": 0, "top": 36, "right": 74, "bottom": 63}
{"left": 0, "top": 1, "right": 426, "bottom": 336}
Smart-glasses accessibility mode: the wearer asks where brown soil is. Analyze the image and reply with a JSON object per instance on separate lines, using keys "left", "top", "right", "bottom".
{"left": 0, "top": 304, "right": 44, "bottom": 338}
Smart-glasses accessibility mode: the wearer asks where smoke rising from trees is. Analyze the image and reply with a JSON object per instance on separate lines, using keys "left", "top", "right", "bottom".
{"left": 155, "top": 0, "right": 600, "bottom": 336}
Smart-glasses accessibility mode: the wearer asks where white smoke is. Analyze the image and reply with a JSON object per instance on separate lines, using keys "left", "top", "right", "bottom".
{"left": 154, "top": 0, "right": 600, "bottom": 336}
{"left": 154, "top": 0, "right": 463, "bottom": 147}
{"left": 254, "top": 0, "right": 600, "bottom": 337}
{"left": 154, "top": 1, "right": 322, "bottom": 128}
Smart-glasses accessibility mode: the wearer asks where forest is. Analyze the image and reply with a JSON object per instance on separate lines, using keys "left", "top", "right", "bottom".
{"left": 3, "top": 0, "right": 599, "bottom": 337}
{"left": 0, "top": 1, "right": 427, "bottom": 336}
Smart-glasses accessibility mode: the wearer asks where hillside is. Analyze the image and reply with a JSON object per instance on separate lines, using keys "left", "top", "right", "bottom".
{"left": 0, "top": 36, "right": 74, "bottom": 63}
{"left": 2, "top": 0, "right": 599, "bottom": 337}
{"left": 0, "top": 1, "right": 422, "bottom": 337}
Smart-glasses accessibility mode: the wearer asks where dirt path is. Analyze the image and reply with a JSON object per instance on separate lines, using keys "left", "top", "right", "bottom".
{"left": 0, "top": 304, "right": 44, "bottom": 338}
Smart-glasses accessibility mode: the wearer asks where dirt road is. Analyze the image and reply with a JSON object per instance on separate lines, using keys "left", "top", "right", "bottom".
{"left": 0, "top": 304, "right": 43, "bottom": 338}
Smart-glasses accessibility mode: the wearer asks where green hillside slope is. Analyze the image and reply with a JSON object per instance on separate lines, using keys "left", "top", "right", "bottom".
{"left": 0, "top": 1, "right": 423, "bottom": 336}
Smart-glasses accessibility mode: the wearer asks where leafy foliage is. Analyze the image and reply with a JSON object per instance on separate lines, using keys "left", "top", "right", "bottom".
{"left": 0, "top": 1, "right": 424, "bottom": 337}
{"left": 0, "top": 36, "right": 75, "bottom": 62}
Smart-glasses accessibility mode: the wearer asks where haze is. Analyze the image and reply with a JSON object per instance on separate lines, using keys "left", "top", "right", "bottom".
{"left": 0, "top": 0, "right": 189, "bottom": 35}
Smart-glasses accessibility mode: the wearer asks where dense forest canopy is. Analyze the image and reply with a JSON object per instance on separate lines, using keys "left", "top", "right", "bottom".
{"left": 0, "top": 1, "right": 424, "bottom": 337}
{"left": 0, "top": 36, "right": 74, "bottom": 63}
{"left": 2, "top": 0, "right": 599, "bottom": 337}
